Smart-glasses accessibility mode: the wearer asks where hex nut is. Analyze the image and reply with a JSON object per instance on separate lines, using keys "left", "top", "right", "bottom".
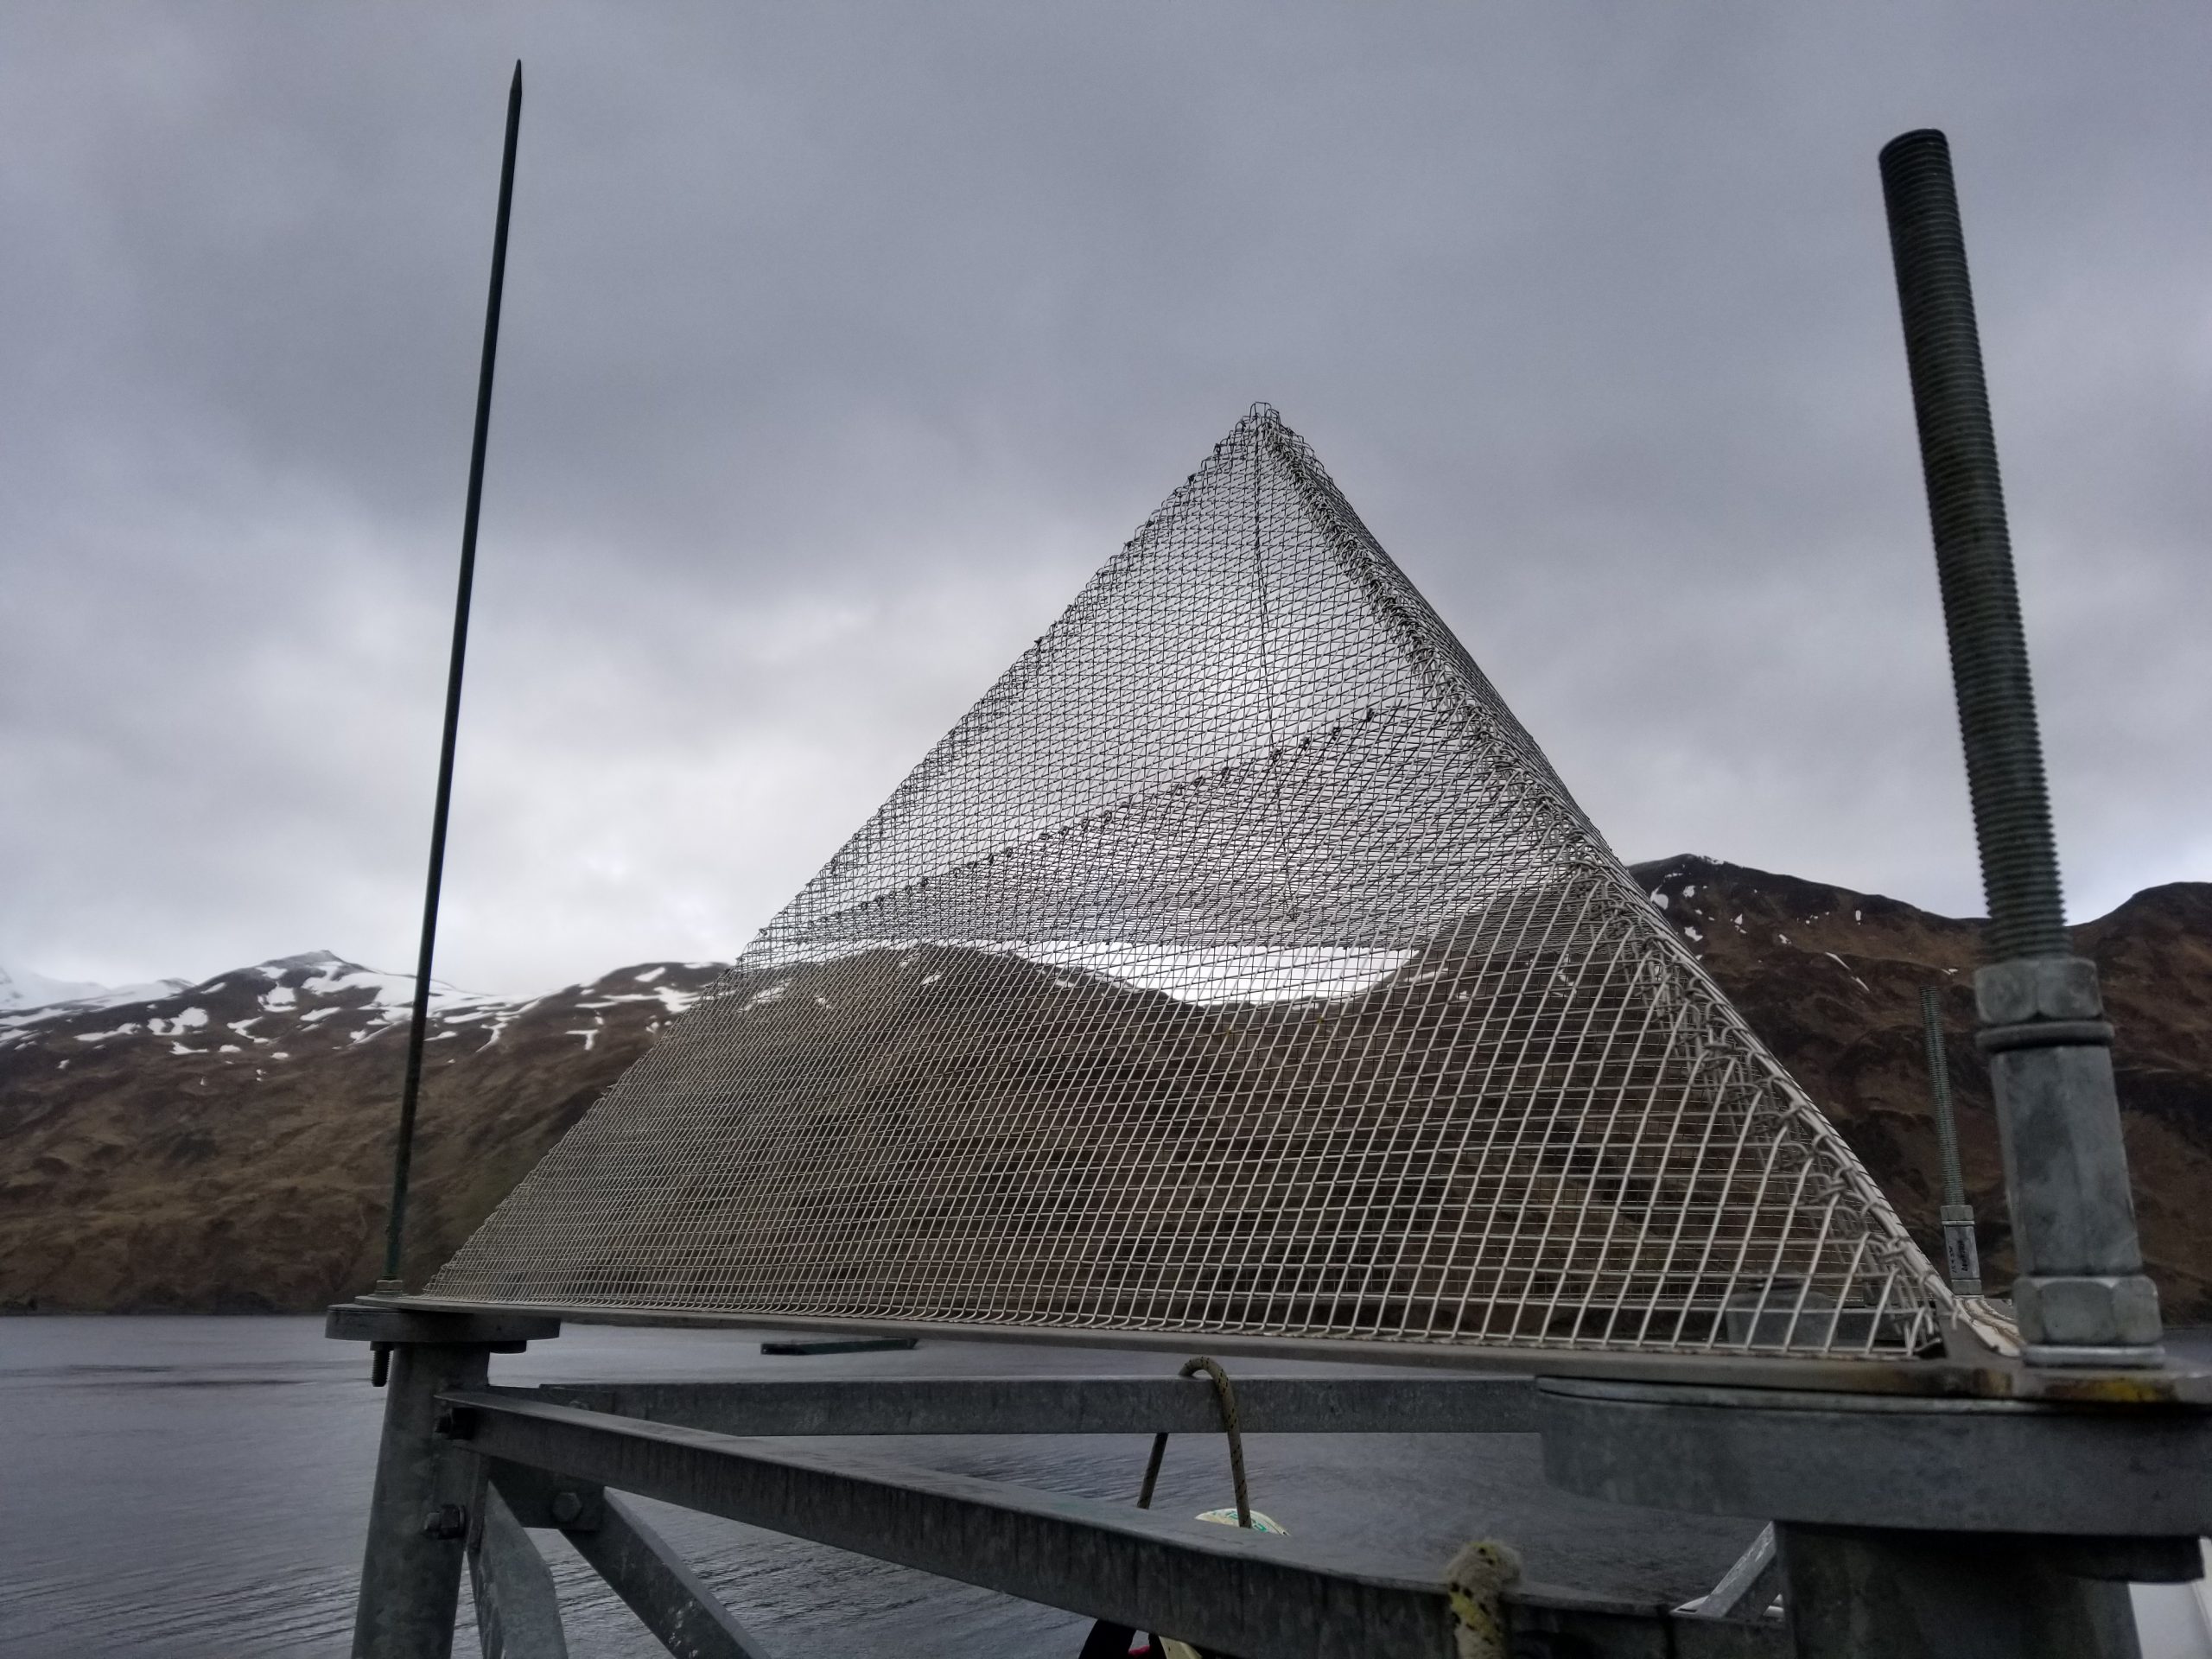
{"left": 1976, "top": 957, "right": 2103, "bottom": 1025}
{"left": 421, "top": 1503, "right": 469, "bottom": 1541}
{"left": 2015, "top": 1274, "right": 2163, "bottom": 1347}
{"left": 549, "top": 1490, "right": 585, "bottom": 1526}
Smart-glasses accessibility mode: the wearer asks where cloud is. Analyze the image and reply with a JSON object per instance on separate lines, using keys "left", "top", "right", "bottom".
{"left": 3, "top": 3, "right": 2207, "bottom": 991}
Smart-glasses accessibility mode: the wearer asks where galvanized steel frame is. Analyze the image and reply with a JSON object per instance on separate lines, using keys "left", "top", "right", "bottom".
{"left": 328, "top": 1305, "right": 2212, "bottom": 1659}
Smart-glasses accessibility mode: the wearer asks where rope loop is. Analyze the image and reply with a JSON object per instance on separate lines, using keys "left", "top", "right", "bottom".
{"left": 1136, "top": 1355, "right": 1251, "bottom": 1529}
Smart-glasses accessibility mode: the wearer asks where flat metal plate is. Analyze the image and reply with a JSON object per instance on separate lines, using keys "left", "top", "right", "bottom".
{"left": 327, "top": 1302, "right": 561, "bottom": 1347}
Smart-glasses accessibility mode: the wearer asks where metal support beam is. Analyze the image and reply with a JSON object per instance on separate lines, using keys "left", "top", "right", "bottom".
{"left": 1777, "top": 1524, "right": 2142, "bottom": 1659}
{"left": 381, "top": 1298, "right": 2212, "bottom": 1402}
{"left": 1536, "top": 1376, "right": 2212, "bottom": 1541}
{"left": 519, "top": 1372, "right": 1539, "bottom": 1437}
{"left": 563, "top": 1490, "right": 774, "bottom": 1659}
{"left": 352, "top": 1344, "right": 494, "bottom": 1659}
{"left": 467, "top": 1478, "right": 569, "bottom": 1659}
{"left": 440, "top": 1391, "right": 1455, "bottom": 1658}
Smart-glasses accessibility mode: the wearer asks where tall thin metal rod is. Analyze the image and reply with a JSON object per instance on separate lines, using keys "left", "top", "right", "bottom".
{"left": 381, "top": 62, "right": 523, "bottom": 1289}
{"left": 1920, "top": 986, "right": 1982, "bottom": 1296}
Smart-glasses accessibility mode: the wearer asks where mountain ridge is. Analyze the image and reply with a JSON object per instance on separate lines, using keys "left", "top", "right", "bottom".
{"left": 3, "top": 860, "right": 2207, "bottom": 1318}
{"left": 0, "top": 964, "right": 193, "bottom": 1018}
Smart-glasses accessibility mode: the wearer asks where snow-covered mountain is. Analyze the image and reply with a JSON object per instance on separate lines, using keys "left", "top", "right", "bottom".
{"left": 0, "top": 948, "right": 712, "bottom": 1059}
{"left": 0, "top": 948, "right": 728, "bottom": 1309}
{"left": 0, "top": 965, "right": 190, "bottom": 1017}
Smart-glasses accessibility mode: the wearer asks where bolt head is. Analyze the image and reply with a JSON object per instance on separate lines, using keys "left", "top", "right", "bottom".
{"left": 434, "top": 1403, "right": 476, "bottom": 1440}
{"left": 421, "top": 1503, "right": 468, "bottom": 1541}
{"left": 550, "top": 1491, "right": 585, "bottom": 1526}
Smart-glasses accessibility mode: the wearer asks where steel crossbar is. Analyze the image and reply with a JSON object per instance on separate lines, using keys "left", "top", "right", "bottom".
{"left": 442, "top": 1389, "right": 1459, "bottom": 1658}
{"left": 510, "top": 1372, "right": 1541, "bottom": 1436}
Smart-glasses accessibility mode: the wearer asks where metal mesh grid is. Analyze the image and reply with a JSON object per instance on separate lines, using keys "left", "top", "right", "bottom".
{"left": 428, "top": 405, "right": 1949, "bottom": 1357}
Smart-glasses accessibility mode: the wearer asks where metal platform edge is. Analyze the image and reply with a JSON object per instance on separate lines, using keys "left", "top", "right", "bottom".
{"left": 356, "top": 1294, "right": 2212, "bottom": 1403}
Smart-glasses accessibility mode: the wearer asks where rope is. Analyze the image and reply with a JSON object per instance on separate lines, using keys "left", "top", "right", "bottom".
{"left": 1137, "top": 1356, "right": 1251, "bottom": 1529}
{"left": 1080, "top": 1357, "right": 1255, "bottom": 1657}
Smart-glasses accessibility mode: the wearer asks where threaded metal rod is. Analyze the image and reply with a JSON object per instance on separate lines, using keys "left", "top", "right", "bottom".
{"left": 1883, "top": 129, "right": 2157, "bottom": 1358}
{"left": 1878, "top": 130, "right": 2067, "bottom": 963}
{"left": 1921, "top": 987, "right": 1967, "bottom": 1209}
{"left": 1920, "top": 985, "right": 1983, "bottom": 1296}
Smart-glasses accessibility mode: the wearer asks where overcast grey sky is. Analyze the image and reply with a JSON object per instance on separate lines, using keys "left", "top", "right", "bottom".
{"left": 3, "top": 4, "right": 2206, "bottom": 995}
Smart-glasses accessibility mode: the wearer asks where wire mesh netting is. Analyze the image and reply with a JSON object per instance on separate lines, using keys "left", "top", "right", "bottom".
{"left": 427, "top": 405, "right": 1949, "bottom": 1357}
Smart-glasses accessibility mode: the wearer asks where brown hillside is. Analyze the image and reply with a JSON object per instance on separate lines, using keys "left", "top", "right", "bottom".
{"left": 3, "top": 865, "right": 2207, "bottom": 1319}
{"left": 0, "top": 954, "right": 724, "bottom": 1309}
{"left": 1629, "top": 858, "right": 2212, "bottom": 1320}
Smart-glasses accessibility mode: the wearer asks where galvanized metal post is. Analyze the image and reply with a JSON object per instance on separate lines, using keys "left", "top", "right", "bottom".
{"left": 330, "top": 1305, "right": 559, "bottom": 1658}
{"left": 1878, "top": 128, "right": 2160, "bottom": 1364}
{"left": 353, "top": 1341, "right": 492, "bottom": 1659}
{"left": 1922, "top": 986, "right": 1984, "bottom": 1295}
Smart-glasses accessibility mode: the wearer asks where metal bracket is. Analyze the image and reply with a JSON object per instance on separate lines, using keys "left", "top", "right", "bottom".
{"left": 1686, "top": 1525, "right": 1783, "bottom": 1622}
{"left": 327, "top": 1301, "right": 560, "bottom": 1351}
{"left": 487, "top": 1461, "right": 604, "bottom": 1533}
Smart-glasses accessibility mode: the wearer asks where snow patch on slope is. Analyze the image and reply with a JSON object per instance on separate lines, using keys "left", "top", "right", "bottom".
{"left": 0, "top": 965, "right": 192, "bottom": 1016}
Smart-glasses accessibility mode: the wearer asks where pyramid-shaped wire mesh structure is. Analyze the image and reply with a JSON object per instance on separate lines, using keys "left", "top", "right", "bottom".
{"left": 428, "top": 406, "right": 1949, "bottom": 1357}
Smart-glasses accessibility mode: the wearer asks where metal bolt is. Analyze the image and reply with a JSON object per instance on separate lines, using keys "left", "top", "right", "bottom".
{"left": 421, "top": 1503, "right": 468, "bottom": 1541}
{"left": 1879, "top": 129, "right": 2162, "bottom": 1364}
{"left": 549, "top": 1490, "right": 585, "bottom": 1527}
{"left": 1878, "top": 128, "right": 2065, "bottom": 964}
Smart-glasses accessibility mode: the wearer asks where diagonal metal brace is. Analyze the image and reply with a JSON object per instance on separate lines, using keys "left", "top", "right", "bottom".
{"left": 440, "top": 1389, "right": 1454, "bottom": 1658}
{"left": 566, "top": 1491, "right": 774, "bottom": 1659}
{"left": 485, "top": 1465, "right": 772, "bottom": 1655}
{"left": 467, "top": 1477, "right": 569, "bottom": 1659}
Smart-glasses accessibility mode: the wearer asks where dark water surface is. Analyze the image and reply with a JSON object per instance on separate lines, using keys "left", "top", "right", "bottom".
{"left": 1, "top": 1315, "right": 1759, "bottom": 1656}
